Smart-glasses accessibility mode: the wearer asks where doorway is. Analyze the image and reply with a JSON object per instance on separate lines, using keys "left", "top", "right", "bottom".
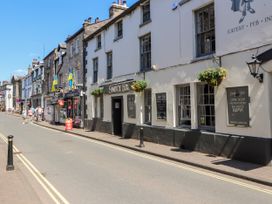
{"left": 112, "top": 97, "right": 123, "bottom": 136}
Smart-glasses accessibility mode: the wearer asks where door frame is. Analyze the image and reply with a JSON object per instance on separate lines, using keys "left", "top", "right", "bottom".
{"left": 111, "top": 96, "right": 124, "bottom": 136}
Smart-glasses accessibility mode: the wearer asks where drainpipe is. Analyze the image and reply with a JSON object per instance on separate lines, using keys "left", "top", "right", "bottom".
{"left": 83, "top": 41, "right": 87, "bottom": 129}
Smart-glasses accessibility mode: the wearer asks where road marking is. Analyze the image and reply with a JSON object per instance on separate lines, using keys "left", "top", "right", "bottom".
{"left": 0, "top": 133, "right": 70, "bottom": 204}
{"left": 31, "top": 124, "right": 272, "bottom": 195}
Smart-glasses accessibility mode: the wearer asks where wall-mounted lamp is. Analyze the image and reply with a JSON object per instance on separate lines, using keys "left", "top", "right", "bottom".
{"left": 246, "top": 54, "right": 263, "bottom": 83}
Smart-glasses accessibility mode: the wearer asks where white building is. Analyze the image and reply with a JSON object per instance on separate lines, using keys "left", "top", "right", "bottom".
{"left": 0, "top": 82, "right": 13, "bottom": 112}
{"left": 85, "top": 0, "right": 272, "bottom": 165}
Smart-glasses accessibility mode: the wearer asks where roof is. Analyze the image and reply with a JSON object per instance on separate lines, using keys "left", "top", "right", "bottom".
{"left": 84, "top": 0, "right": 144, "bottom": 42}
{"left": 43, "top": 48, "right": 56, "bottom": 60}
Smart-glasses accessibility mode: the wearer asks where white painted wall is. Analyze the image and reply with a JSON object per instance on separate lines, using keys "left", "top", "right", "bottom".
{"left": 85, "top": 0, "right": 272, "bottom": 138}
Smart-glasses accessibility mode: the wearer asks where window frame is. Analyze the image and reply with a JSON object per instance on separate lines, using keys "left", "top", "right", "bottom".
{"left": 195, "top": 3, "right": 215, "bottom": 57}
{"left": 177, "top": 84, "right": 191, "bottom": 128}
{"left": 93, "top": 57, "right": 98, "bottom": 84}
{"left": 156, "top": 92, "right": 167, "bottom": 120}
{"left": 96, "top": 34, "right": 102, "bottom": 50}
{"left": 144, "top": 89, "right": 152, "bottom": 125}
{"left": 106, "top": 51, "right": 113, "bottom": 80}
{"left": 197, "top": 83, "right": 215, "bottom": 131}
{"left": 141, "top": 1, "right": 151, "bottom": 24}
{"left": 115, "top": 20, "right": 123, "bottom": 40}
{"left": 140, "top": 33, "right": 152, "bottom": 72}
{"left": 127, "top": 94, "right": 136, "bottom": 118}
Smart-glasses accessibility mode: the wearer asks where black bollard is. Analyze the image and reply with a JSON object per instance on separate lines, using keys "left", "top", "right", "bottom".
{"left": 139, "top": 127, "right": 144, "bottom": 148}
{"left": 6, "top": 135, "right": 14, "bottom": 171}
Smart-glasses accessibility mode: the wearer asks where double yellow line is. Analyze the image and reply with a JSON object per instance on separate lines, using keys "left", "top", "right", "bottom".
{"left": 0, "top": 133, "right": 69, "bottom": 204}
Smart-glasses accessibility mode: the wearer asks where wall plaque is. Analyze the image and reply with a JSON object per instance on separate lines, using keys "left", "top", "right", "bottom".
{"left": 226, "top": 86, "right": 250, "bottom": 126}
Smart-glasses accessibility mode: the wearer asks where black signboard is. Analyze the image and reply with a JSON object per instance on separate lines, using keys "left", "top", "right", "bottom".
{"left": 156, "top": 93, "right": 167, "bottom": 120}
{"left": 226, "top": 86, "right": 250, "bottom": 126}
{"left": 103, "top": 81, "right": 134, "bottom": 94}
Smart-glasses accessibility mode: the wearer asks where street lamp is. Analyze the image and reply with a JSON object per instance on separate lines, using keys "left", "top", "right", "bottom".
{"left": 246, "top": 54, "right": 263, "bottom": 83}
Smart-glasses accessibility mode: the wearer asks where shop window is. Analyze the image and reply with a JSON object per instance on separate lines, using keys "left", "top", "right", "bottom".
{"left": 156, "top": 93, "right": 166, "bottom": 120}
{"left": 195, "top": 4, "right": 215, "bottom": 57}
{"left": 177, "top": 85, "right": 191, "bottom": 127}
{"left": 144, "top": 89, "right": 152, "bottom": 124}
{"left": 140, "top": 33, "right": 151, "bottom": 71}
{"left": 93, "top": 58, "right": 98, "bottom": 83}
{"left": 127, "top": 94, "right": 136, "bottom": 118}
{"left": 198, "top": 84, "right": 215, "bottom": 130}
{"left": 107, "top": 52, "right": 112, "bottom": 79}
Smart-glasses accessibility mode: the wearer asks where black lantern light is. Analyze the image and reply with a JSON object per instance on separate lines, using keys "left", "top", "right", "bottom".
{"left": 246, "top": 54, "right": 263, "bottom": 83}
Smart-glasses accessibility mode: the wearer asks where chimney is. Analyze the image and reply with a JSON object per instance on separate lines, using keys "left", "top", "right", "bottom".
{"left": 83, "top": 17, "right": 92, "bottom": 28}
{"left": 95, "top": 17, "right": 100, "bottom": 23}
{"left": 109, "top": 0, "right": 128, "bottom": 18}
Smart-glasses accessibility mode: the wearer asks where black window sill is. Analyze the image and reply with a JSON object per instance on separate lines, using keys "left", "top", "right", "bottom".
{"left": 140, "top": 19, "right": 152, "bottom": 28}
{"left": 114, "top": 36, "right": 123, "bottom": 42}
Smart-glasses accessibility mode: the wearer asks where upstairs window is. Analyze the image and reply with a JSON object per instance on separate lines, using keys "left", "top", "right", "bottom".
{"left": 93, "top": 58, "right": 98, "bottom": 83}
{"left": 115, "top": 21, "right": 123, "bottom": 39}
{"left": 140, "top": 33, "right": 151, "bottom": 71}
{"left": 106, "top": 52, "right": 113, "bottom": 80}
{"left": 96, "top": 35, "right": 102, "bottom": 50}
{"left": 195, "top": 4, "right": 215, "bottom": 57}
{"left": 142, "top": 1, "right": 151, "bottom": 24}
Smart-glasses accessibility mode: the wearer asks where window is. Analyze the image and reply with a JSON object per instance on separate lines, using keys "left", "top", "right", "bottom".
{"left": 70, "top": 44, "right": 73, "bottom": 57}
{"left": 127, "top": 94, "right": 136, "bottom": 118}
{"left": 177, "top": 85, "right": 191, "bottom": 127}
{"left": 96, "top": 35, "right": 102, "bottom": 50}
{"left": 140, "top": 34, "right": 151, "bottom": 71}
{"left": 100, "top": 96, "right": 104, "bottom": 119}
{"left": 144, "top": 89, "right": 152, "bottom": 124}
{"left": 156, "top": 93, "right": 167, "bottom": 120}
{"left": 93, "top": 58, "right": 98, "bottom": 83}
{"left": 198, "top": 84, "right": 215, "bottom": 130}
{"left": 115, "top": 21, "right": 123, "bottom": 39}
{"left": 106, "top": 52, "right": 113, "bottom": 79}
{"left": 195, "top": 4, "right": 215, "bottom": 57}
{"left": 142, "top": 1, "right": 151, "bottom": 24}
{"left": 75, "top": 39, "right": 80, "bottom": 54}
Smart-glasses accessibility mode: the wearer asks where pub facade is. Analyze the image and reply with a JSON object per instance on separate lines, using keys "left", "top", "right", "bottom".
{"left": 85, "top": 0, "right": 272, "bottom": 165}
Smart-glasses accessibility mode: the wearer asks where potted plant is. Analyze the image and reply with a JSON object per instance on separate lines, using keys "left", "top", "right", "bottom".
{"left": 91, "top": 88, "right": 104, "bottom": 97}
{"left": 131, "top": 80, "right": 147, "bottom": 92}
{"left": 198, "top": 67, "right": 227, "bottom": 87}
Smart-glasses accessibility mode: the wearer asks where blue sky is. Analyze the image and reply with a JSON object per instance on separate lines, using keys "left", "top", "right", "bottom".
{"left": 0, "top": 0, "right": 137, "bottom": 82}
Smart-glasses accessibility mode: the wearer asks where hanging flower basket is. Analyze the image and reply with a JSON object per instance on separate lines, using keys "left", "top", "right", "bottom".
{"left": 198, "top": 67, "right": 227, "bottom": 87}
{"left": 131, "top": 80, "right": 147, "bottom": 92}
{"left": 91, "top": 88, "right": 104, "bottom": 97}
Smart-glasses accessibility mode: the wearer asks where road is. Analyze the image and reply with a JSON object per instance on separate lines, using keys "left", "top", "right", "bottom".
{"left": 0, "top": 113, "right": 272, "bottom": 204}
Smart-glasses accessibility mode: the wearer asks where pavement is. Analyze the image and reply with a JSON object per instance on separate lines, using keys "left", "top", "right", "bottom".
{"left": 26, "top": 118, "right": 272, "bottom": 188}
{"left": 0, "top": 132, "right": 53, "bottom": 204}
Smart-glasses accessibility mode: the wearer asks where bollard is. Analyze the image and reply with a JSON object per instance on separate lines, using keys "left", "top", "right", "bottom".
{"left": 139, "top": 127, "right": 144, "bottom": 147}
{"left": 6, "top": 135, "right": 14, "bottom": 171}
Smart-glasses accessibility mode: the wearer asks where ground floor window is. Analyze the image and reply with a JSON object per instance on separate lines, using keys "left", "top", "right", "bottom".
{"left": 156, "top": 93, "right": 167, "bottom": 120}
{"left": 198, "top": 84, "right": 215, "bottom": 130}
{"left": 100, "top": 96, "right": 104, "bottom": 119}
{"left": 127, "top": 94, "right": 136, "bottom": 118}
{"left": 144, "top": 89, "right": 152, "bottom": 124}
{"left": 177, "top": 85, "right": 191, "bottom": 127}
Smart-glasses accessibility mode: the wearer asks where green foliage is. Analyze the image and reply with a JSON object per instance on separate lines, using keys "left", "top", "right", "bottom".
{"left": 91, "top": 88, "right": 104, "bottom": 96}
{"left": 131, "top": 80, "right": 147, "bottom": 92}
{"left": 198, "top": 67, "right": 227, "bottom": 87}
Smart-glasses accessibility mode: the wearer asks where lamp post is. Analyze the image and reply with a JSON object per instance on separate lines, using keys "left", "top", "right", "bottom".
{"left": 246, "top": 54, "right": 263, "bottom": 83}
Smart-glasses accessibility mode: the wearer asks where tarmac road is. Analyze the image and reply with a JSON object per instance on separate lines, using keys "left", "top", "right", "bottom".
{"left": 0, "top": 112, "right": 272, "bottom": 204}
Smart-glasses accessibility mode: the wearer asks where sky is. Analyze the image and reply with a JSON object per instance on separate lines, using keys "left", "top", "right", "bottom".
{"left": 0, "top": 0, "right": 137, "bottom": 82}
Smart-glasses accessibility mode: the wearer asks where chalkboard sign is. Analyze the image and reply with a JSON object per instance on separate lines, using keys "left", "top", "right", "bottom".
{"left": 226, "top": 86, "right": 250, "bottom": 126}
{"left": 156, "top": 93, "right": 167, "bottom": 120}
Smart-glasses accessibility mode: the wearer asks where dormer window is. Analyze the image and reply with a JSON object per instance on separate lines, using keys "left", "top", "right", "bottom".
{"left": 142, "top": 1, "right": 151, "bottom": 24}
{"left": 115, "top": 20, "right": 123, "bottom": 40}
{"left": 96, "top": 34, "right": 102, "bottom": 50}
